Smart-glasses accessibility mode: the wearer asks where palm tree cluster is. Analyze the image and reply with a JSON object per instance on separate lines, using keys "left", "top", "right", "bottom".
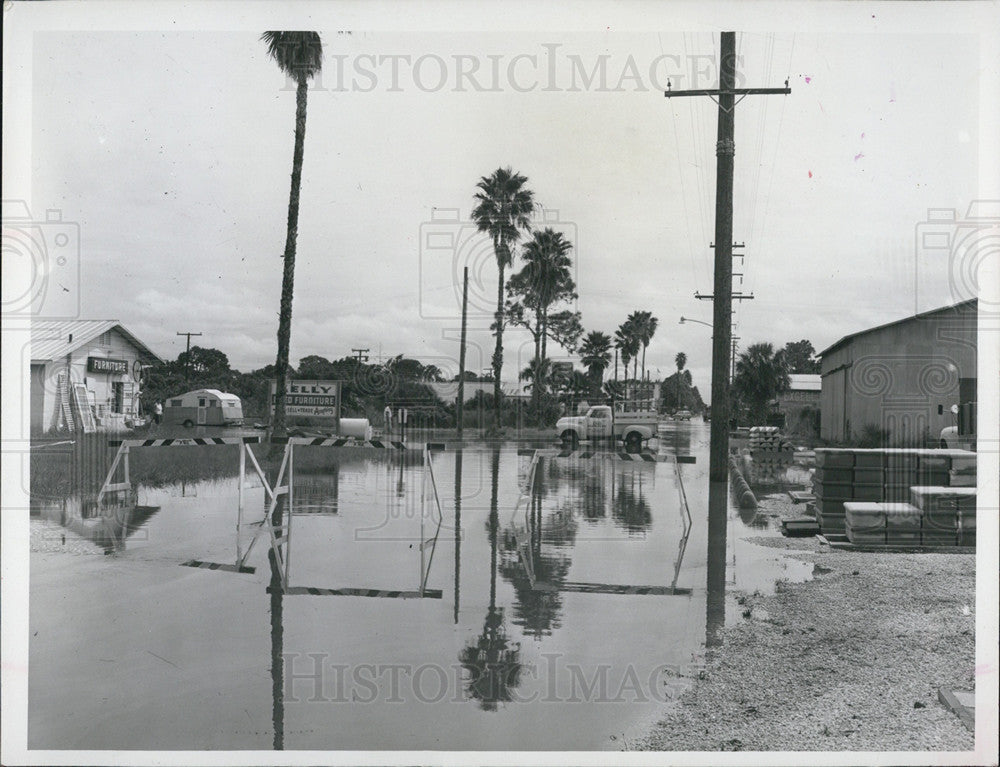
{"left": 473, "top": 167, "right": 587, "bottom": 427}
{"left": 611, "top": 310, "right": 659, "bottom": 403}
{"left": 732, "top": 342, "right": 791, "bottom": 426}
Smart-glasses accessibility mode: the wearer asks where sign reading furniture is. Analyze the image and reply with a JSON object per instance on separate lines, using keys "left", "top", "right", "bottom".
{"left": 270, "top": 379, "right": 341, "bottom": 419}
{"left": 87, "top": 357, "right": 128, "bottom": 374}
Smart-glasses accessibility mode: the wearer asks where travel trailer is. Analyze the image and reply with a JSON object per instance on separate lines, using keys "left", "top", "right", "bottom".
{"left": 163, "top": 389, "right": 244, "bottom": 427}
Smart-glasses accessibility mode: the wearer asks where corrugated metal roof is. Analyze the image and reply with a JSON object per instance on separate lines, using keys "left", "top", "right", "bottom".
{"left": 818, "top": 298, "right": 976, "bottom": 358}
{"left": 31, "top": 319, "right": 163, "bottom": 364}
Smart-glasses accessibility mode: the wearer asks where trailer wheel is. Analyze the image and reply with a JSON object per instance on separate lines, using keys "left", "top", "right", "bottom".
{"left": 183, "top": 419, "right": 194, "bottom": 428}
{"left": 625, "top": 432, "right": 642, "bottom": 453}
{"left": 560, "top": 430, "right": 579, "bottom": 448}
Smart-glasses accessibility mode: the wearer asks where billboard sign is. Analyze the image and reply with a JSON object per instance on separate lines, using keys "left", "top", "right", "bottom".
{"left": 270, "top": 379, "right": 341, "bottom": 419}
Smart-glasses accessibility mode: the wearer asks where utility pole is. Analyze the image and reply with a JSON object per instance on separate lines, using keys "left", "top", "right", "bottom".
{"left": 457, "top": 267, "right": 469, "bottom": 439}
{"left": 176, "top": 331, "right": 202, "bottom": 383}
{"left": 665, "top": 31, "right": 790, "bottom": 644}
{"left": 351, "top": 348, "right": 370, "bottom": 366}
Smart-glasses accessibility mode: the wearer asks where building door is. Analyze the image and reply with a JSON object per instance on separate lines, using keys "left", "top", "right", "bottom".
{"left": 197, "top": 397, "right": 207, "bottom": 425}
{"left": 112, "top": 382, "right": 125, "bottom": 413}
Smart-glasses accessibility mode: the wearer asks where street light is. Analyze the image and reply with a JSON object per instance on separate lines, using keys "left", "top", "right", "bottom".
{"left": 679, "top": 316, "right": 712, "bottom": 328}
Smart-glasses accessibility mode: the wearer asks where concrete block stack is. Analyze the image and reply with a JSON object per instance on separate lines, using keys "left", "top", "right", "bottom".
{"left": 842, "top": 486, "right": 976, "bottom": 547}
{"left": 884, "top": 449, "right": 918, "bottom": 501}
{"left": 749, "top": 426, "right": 795, "bottom": 463}
{"left": 812, "top": 448, "right": 977, "bottom": 542}
{"left": 811, "top": 448, "right": 854, "bottom": 534}
{"left": 851, "top": 449, "right": 885, "bottom": 502}
{"left": 910, "top": 486, "right": 977, "bottom": 546}
{"left": 949, "top": 453, "right": 977, "bottom": 487}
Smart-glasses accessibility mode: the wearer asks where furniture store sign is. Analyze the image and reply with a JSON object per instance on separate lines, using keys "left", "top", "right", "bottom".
{"left": 87, "top": 357, "right": 128, "bottom": 374}
{"left": 270, "top": 380, "right": 341, "bottom": 418}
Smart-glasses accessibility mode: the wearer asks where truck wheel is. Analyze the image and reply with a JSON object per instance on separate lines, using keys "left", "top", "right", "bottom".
{"left": 939, "top": 439, "right": 948, "bottom": 449}
{"left": 561, "top": 430, "right": 579, "bottom": 448}
{"left": 625, "top": 433, "right": 642, "bottom": 453}
{"left": 183, "top": 419, "right": 194, "bottom": 428}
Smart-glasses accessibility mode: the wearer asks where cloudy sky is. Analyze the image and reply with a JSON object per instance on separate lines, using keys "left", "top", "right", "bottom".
{"left": 5, "top": 2, "right": 998, "bottom": 398}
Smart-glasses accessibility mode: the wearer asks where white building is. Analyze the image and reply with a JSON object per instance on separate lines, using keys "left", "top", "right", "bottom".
{"left": 30, "top": 320, "right": 163, "bottom": 433}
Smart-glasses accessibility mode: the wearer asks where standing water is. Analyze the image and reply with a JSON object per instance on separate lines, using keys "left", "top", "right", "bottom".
{"left": 29, "top": 421, "right": 811, "bottom": 750}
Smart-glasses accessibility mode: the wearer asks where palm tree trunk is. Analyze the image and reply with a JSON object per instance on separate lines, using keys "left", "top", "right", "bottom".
{"left": 492, "top": 259, "right": 505, "bottom": 430}
{"left": 272, "top": 73, "right": 309, "bottom": 437}
{"left": 641, "top": 345, "right": 647, "bottom": 386}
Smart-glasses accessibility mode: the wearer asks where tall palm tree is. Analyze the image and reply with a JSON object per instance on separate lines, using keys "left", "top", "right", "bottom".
{"left": 579, "top": 331, "right": 612, "bottom": 398}
{"left": 519, "top": 228, "right": 574, "bottom": 362}
{"left": 514, "top": 227, "right": 574, "bottom": 416}
{"left": 262, "top": 31, "right": 323, "bottom": 436}
{"left": 471, "top": 167, "right": 535, "bottom": 430}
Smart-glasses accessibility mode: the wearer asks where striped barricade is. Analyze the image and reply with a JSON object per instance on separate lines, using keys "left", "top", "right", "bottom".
{"left": 270, "top": 436, "right": 416, "bottom": 450}
{"left": 109, "top": 436, "right": 263, "bottom": 448}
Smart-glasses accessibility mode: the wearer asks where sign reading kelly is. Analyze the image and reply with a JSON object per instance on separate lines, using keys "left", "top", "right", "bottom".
{"left": 270, "top": 380, "right": 341, "bottom": 418}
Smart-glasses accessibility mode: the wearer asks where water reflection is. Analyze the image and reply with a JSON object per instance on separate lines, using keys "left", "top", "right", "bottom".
{"left": 612, "top": 471, "right": 653, "bottom": 534}
{"left": 453, "top": 450, "right": 463, "bottom": 624}
{"left": 460, "top": 449, "right": 523, "bottom": 709}
{"left": 706, "top": 480, "right": 728, "bottom": 648}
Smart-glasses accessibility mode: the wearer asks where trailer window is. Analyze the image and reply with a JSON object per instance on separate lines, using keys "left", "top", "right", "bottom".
{"left": 171, "top": 399, "right": 182, "bottom": 407}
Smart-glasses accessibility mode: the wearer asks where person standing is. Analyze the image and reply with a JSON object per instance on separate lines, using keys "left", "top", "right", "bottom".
{"left": 383, "top": 405, "right": 392, "bottom": 436}
{"left": 154, "top": 401, "right": 163, "bottom": 425}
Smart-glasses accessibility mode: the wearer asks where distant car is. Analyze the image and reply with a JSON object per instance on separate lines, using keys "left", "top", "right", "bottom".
{"left": 672, "top": 410, "right": 693, "bottom": 421}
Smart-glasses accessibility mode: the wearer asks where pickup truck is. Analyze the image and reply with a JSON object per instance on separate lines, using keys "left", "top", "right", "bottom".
{"left": 940, "top": 402, "right": 976, "bottom": 451}
{"left": 555, "top": 405, "right": 659, "bottom": 451}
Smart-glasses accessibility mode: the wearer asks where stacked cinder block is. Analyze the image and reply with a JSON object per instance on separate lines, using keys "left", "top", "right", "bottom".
{"left": 949, "top": 453, "right": 977, "bottom": 487}
{"left": 851, "top": 449, "right": 885, "bottom": 501}
{"left": 842, "top": 484, "right": 976, "bottom": 547}
{"left": 813, "top": 448, "right": 977, "bottom": 543}
{"left": 812, "top": 449, "right": 854, "bottom": 534}
{"left": 843, "top": 501, "right": 922, "bottom": 545}
{"left": 910, "top": 486, "right": 977, "bottom": 546}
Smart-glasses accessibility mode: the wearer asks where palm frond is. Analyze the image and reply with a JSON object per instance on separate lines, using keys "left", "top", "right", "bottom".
{"left": 262, "top": 31, "right": 323, "bottom": 81}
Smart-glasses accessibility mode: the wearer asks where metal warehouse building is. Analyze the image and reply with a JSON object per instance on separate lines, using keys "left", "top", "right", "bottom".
{"left": 818, "top": 299, "right": 976, "bottom": 444}
{"left": 31, "top": 320, "right": 163, "bottom": 433}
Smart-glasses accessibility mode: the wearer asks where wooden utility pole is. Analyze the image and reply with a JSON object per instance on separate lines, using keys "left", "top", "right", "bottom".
{"left": 665, "top": 31, "right": 790, "bottom": 634}
{"left": 176, "top": 331, "right": 202, "bottom": 383}
{"left": 457, "top": 267, "right": 469, "bottom": 439}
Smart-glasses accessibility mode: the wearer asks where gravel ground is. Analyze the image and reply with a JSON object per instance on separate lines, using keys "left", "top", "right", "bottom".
{"left": 637, "top": 491, "right": 976, "bottom": 752}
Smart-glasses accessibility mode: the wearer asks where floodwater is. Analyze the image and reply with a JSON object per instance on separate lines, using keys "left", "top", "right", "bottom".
{"left": 29, "top": 420, "right": 813, "bottom": 751}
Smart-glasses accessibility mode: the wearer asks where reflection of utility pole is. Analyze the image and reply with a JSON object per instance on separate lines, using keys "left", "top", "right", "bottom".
{"left": 457, "top": 267, "right": 469, "bottom": 440}
{"left": 176, "top": 331, "right": 202, "bottom": 383}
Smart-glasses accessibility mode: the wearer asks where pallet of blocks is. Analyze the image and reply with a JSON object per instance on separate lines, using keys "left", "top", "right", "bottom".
{"left": 749, "top": 425, "right": 795, "bottom": 477}
{"left": 812, "top": 448, "right": 854, "bottom": 534}
{"left": 910, "top": 485, "right": 977, "bottom": 547}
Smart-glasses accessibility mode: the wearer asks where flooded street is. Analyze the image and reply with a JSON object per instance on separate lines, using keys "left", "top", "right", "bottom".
{"left": 29, "top": 420, "right": 814, "bottom": 750}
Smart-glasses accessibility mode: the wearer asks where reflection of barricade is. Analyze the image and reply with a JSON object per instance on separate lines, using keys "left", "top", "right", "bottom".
{"left": 248, "top": 437, "right": 444, "bottom": 598}
{"left": 97, "top": 435, "right": 446, "bottom": 596}
{"left": 506, "top": 448, "right": 694, "bottom": 596}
